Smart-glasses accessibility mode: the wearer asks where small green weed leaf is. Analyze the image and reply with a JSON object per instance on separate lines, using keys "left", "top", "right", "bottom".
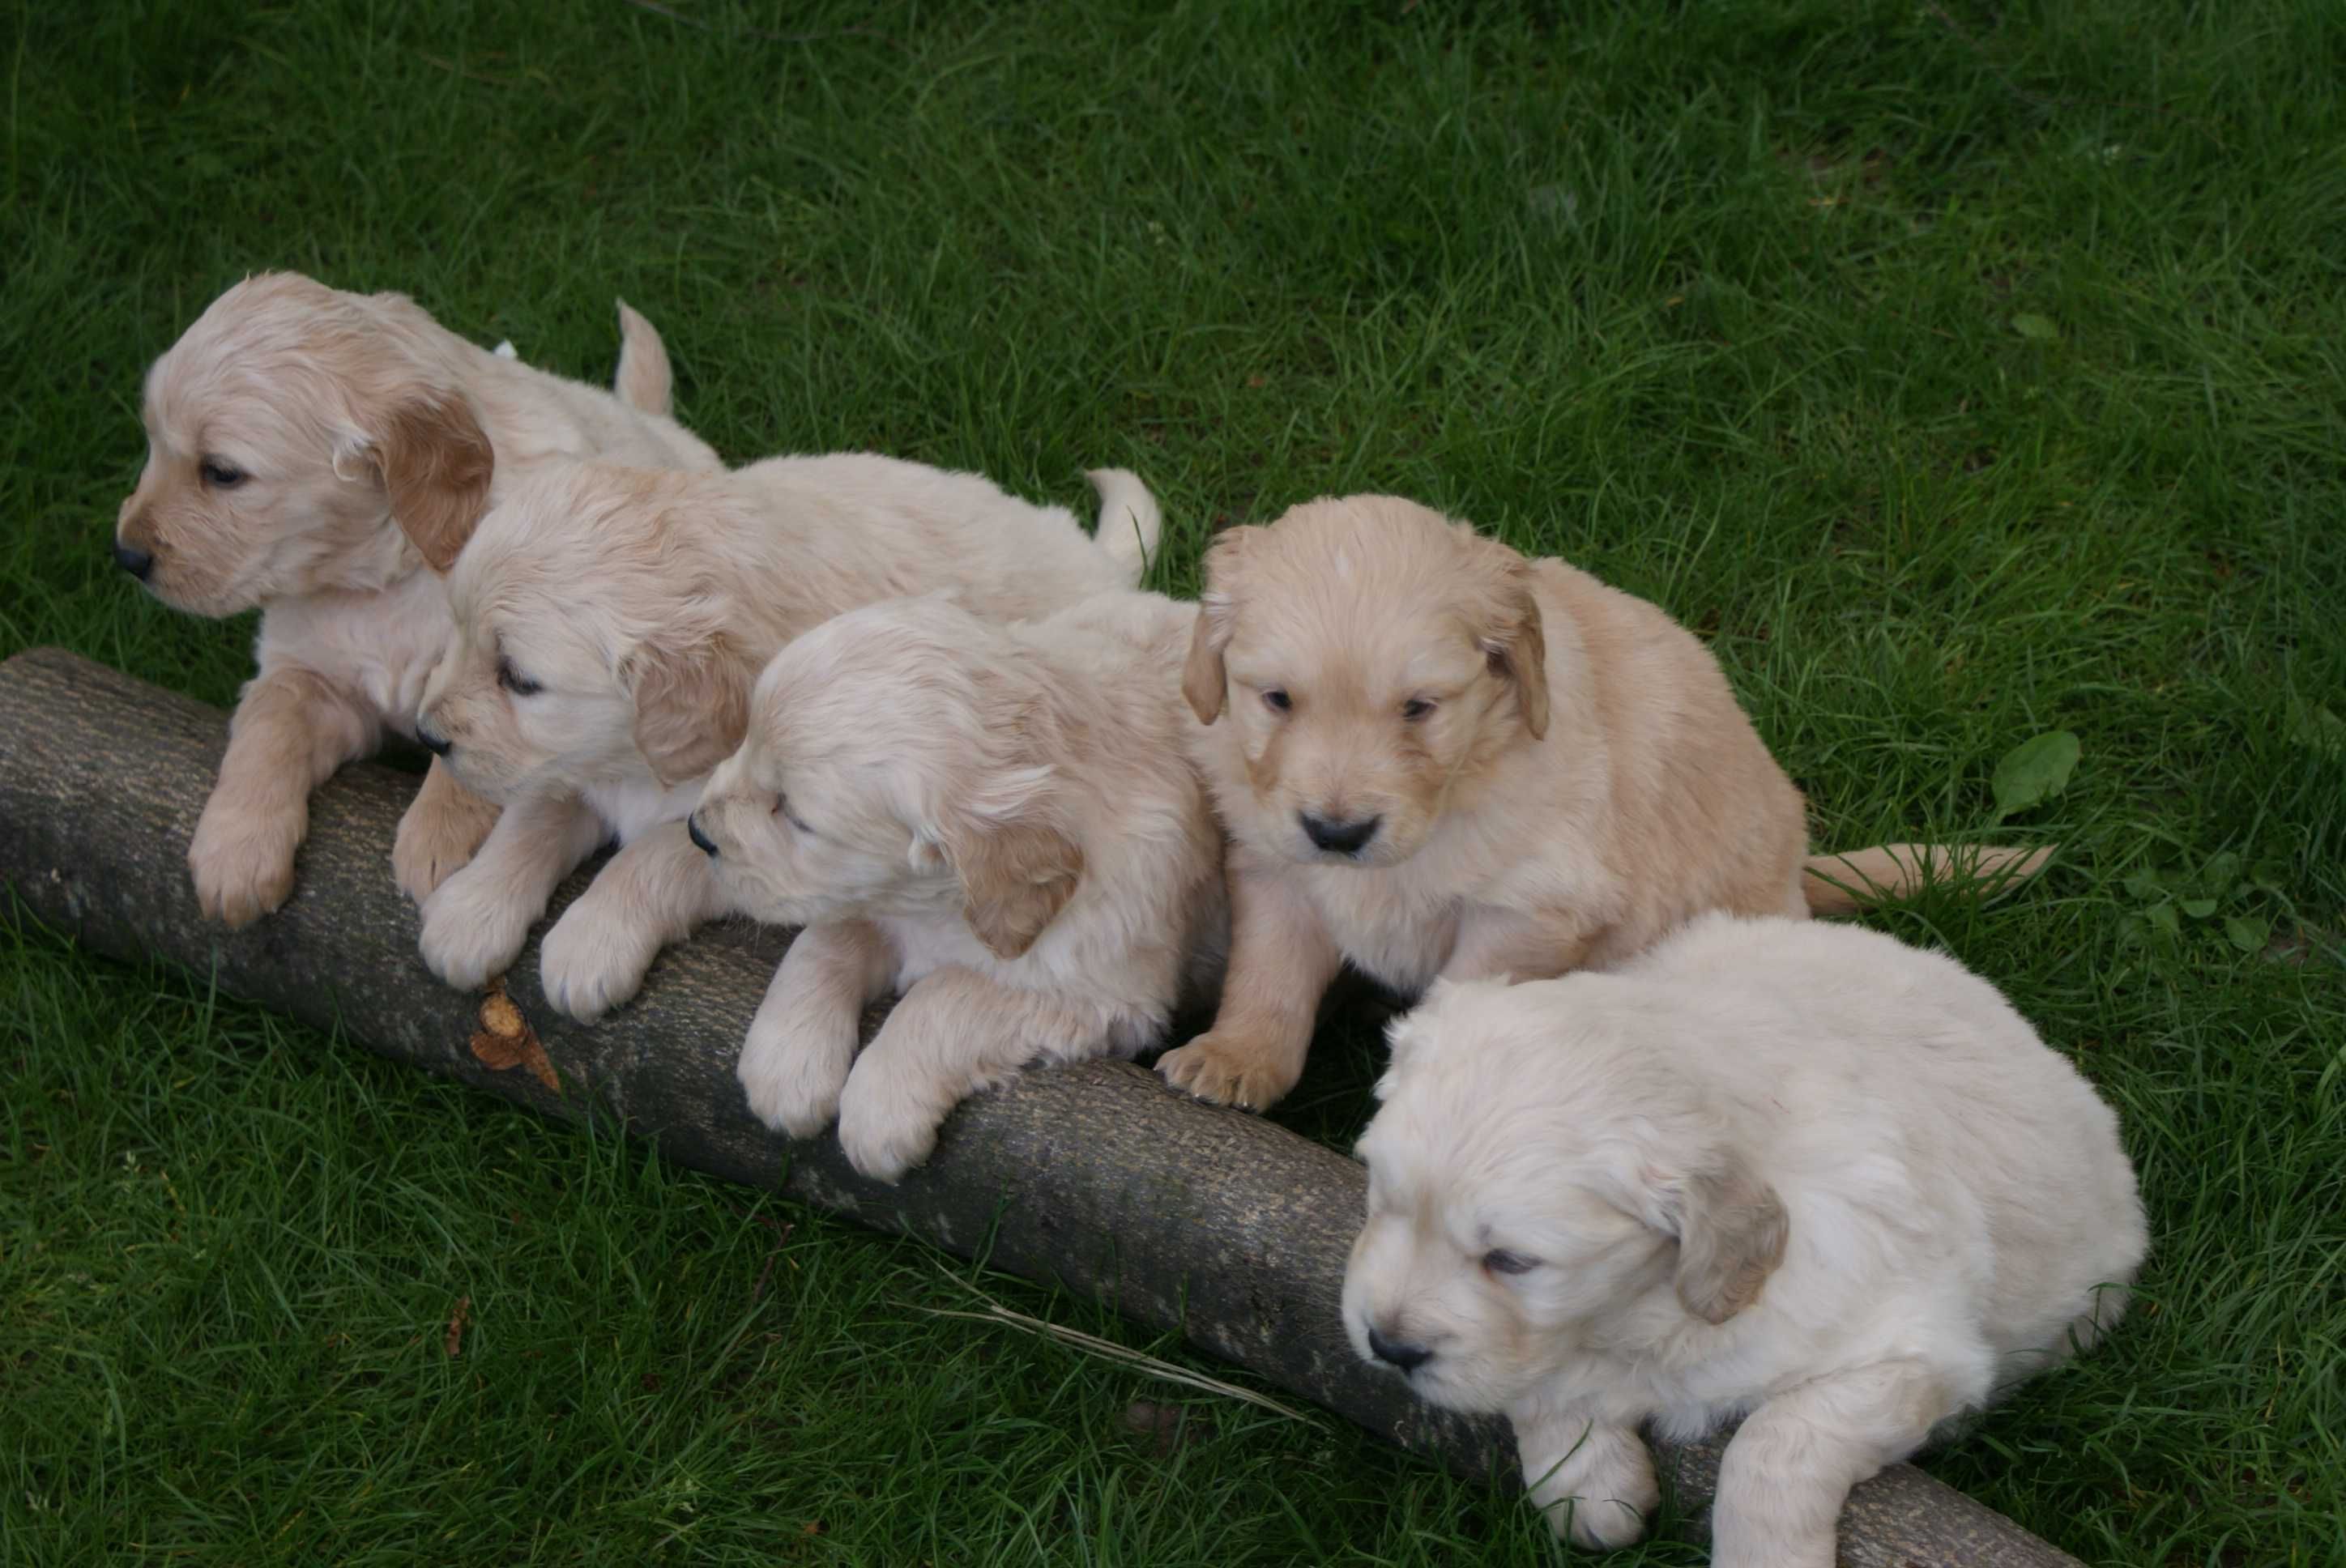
{"left": 2250, "top": 859, "right": 2289, "bottom": 894}
{"left": 2144, "top": 901, "right": 2180, "bottom": 936}
{"left": 1993, "top": 731, "right": 2080, "bottom": 819}
{"left": 2288, "top": 699, "right": 2346, "bottom": 760}
{"left": 2199, "top": 850, "right": 2240, "bottom": 898}
{"left": 2180, "top": 898, "right": 2218, "bottom": 919}
{"left": 2122, "top": 868, "right": 2164, "bottom": 902}
{"left": 2011, "top": 313, "right": 2059, "bottom": 341}
{"left": 2226, "top": 914, "right": 2271, "bottom": 953}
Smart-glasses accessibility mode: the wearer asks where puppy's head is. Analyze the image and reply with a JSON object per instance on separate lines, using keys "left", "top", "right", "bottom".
{"left": 1341, "top": 979, "right": 1788, "bottom": 1415}
{"left": 1183, "top": 496, "right": 1548, "bottom": 867}
{"left": 117, "top": 272, "right": 493, "bottom": 615}
{"left": 693, "top": 599, "right": 1083, "bottom": 958}
{"left": 418, "top": 463, "right": 752, "bottom": 803}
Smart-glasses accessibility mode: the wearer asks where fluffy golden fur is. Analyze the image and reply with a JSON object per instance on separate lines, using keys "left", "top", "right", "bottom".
{"left": 117, "top": 271, "right": 719, "bottom": 926}
{"left": 1160, "top": 495, "right": 2049, "bottom": 1110}
{"left": 408, "top": 457, "right": 1162, "bottom": 1018}
{"left": 692, "top": 590, "right": 1226, "bottom": 1181}
{"left": 1345, "top": 916, "right": 2143, "bottom": 1564}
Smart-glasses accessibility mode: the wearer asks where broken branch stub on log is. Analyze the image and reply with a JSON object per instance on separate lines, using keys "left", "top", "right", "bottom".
{"left": 0, "top": 646, "right": 2080, "bottom": 1568}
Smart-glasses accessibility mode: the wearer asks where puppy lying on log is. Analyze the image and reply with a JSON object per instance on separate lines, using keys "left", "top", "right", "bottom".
{"left": 0, "top": 646, "right": 2085, "bottom": 1568}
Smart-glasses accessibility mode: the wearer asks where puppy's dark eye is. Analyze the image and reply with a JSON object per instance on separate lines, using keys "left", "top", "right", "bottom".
{"left": 497, "top": 658, "right": 542, "bottom": 697}
{"left": 1262, "top": 688, "right": 1292, "bottom": 714}
{"left": 200, "top": 458, "right": 247, "bottom": 489}
{"left": 1482, "top": 1249, "right": 1538, "bottom": 1277}
{"left": 1401, "top": 697, "right": 1435, "bottom": 722}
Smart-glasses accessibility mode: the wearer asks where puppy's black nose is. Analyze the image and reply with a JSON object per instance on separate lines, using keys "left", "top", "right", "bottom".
{"left": 416, "top": 725, "right": 451, "bottom": 757}
{"left": 687, "top": 813, "right": 718, "bottom": 857}
{"left": 113, "top": 541, "right": 154, "bottom": 580}
{"left": 1301, "top": 812, "right": 1380, "bottom": 855}
{"left": 1367, "top": 1326, "right": 1431, "bottom": 1372}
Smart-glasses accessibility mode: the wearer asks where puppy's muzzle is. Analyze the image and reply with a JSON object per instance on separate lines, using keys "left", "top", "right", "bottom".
{"left": 1366, "top": 1324, "right": 1432, "bottom": 1372}
{"left": 1301, "top": 812, "right": 1380, "bottom": 857}
{"left": 113, "top": 541, "right": 154, "bottom": 581}
{"left": 416, "top": 724, "right": 452, "bottom": 757}
{"left": 686, "top": 813, "right": 718, "bottom": 857}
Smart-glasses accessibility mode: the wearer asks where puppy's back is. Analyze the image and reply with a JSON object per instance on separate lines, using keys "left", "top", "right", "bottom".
{"left": 1627, "top": 915, "right": 2147, "bottom": 1357}
{"left": 724, "top": 454, "right": 1138, "bottom": 622}
{"left": 1533, "top": 560, "right": 1811, "bottom": 946}
{"left": 471, "top": 329, "right": 721, "bottom": 479}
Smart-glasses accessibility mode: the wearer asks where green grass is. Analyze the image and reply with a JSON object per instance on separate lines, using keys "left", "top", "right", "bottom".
{"left": 4, "top": 0, "right": 2343, "bottom": 1562}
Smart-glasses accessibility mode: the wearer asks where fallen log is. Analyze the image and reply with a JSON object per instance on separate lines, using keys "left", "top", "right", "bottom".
{"left": 0, "top": 646, "right": 2080, "bottom": 1567}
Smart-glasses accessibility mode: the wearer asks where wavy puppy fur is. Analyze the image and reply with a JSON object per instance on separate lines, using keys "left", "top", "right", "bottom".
{"left": 408, "top": 457, "right": 1162, "bottom": 1023}
{"left": 116, "top": 271, "right": 720, "bottom": 927}
{"left": 1161, "top": 495, "right": 2049, "bottom": 1111}
{"left": 1344, "top": 915, "right": 2144, "bottom": 1566}
{"left": 691, "top": 590, "right": 1227, "bottom": 1182}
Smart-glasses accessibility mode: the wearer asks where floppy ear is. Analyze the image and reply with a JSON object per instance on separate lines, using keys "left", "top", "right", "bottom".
{"left": 372, "top": 389, "right": 497, "bottom": 573}
{"left": 1182, "top": 604, "right": 1229, "bottom": 725}
{"left": 1182, "top": 527, "right": 1257, "bottom": 724}
{"left": 1478, "top": 561, "right": 1549, "bottom": 740}
{"left": 1663, "top": 1160, "right": 1789, "bottom": 1325}
{"left": 622, "top": 636, "right": 751, "bottom": 787}
{"left": 940, "top": 808, "right": 1085, "bottom": 960}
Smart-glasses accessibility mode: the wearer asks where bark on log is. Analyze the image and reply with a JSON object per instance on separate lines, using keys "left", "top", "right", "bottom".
{"left": 0, "top": 646, "right": 2080, "bottom": 1568}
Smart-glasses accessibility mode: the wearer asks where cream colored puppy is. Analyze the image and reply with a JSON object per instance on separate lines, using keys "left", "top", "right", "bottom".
{"left": 1161, "top": 495, "right": 2048, "bottom": 1110}
{"left": 116, "top": 271, "right": 720, "bottom": 926}
{"left": 1345, "top": 914, "right": 2145, "bottom": 1566}
{"left": 411, "top": 457, "right": 1162, "bottom": 1019}
{"left": 689, "top": 590, "right": 1225, "bottom": 1181}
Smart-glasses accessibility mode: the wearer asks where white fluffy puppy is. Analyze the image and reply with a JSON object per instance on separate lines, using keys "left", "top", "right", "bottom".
{"left": 1344, "top": 914, "right": 2145, "bottom": 1568}
{"left": 689, "top": 590, "right": 1226, "bottom": 1182}
{"left": 410, "top": 457, "right": 1162, "bottom": 1019}
{"left": 116, "top": 272, "right": 720, "bottom": 925}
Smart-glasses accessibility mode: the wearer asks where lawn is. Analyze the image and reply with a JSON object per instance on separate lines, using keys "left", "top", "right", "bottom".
{"left": 3, "top": 1, "right": 2342, "bottom": 1563}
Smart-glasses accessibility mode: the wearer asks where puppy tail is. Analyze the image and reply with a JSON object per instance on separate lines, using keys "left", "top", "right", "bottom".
{"left": 613, "top": 299, "right": 676, "bottom": 419}
{"left": 1085, "top": 467, "right": 1162, "bottom": 586}
{"left": 1802, "top": 842, "right": 2055, "bottom": 916}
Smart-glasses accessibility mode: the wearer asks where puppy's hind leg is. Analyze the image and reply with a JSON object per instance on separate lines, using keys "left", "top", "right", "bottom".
{"left": 835, "top": 968, "right": 1121, "bottom": 1182}
{"left": 1707, "top": 1357, "right": 1964, "bottom": 1568}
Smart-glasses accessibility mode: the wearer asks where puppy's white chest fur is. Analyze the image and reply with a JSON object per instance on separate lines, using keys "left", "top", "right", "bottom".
{"left": 586, "top": 774, "right": 704, "bottom": 845}
{"left": 877, "top": 911, "right": 992, "bottom": 984}
{"left": 1306, "top": 863, "right": 1461, "bottom": 994}
{"left": 253, "top": 566, "right": 453, "bottom": 736}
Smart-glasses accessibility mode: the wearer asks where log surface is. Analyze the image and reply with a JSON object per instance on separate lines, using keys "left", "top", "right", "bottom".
{"left": 0, "top": 646, "right": 2080, "bottom": 1568}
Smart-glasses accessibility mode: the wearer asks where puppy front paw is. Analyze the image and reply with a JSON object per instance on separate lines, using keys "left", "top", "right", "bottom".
{"left": 393, "top": 787, "right": 500, "bottom": 905}
{"left": 188, "top": 799, "right": 302, "bottom": 927}
{"left": 1520, "top": 1421, "right": 1657, "bottom": 1551}
{"left": 737, "top": 999, "right": 861, "bottom": 1139}
{"left": 538, "top": 897, "right": 661, "bottom": 1022}
{"left": 1156, "top": 1027, "right": 1303, "bottom": 1112}
{"left": 834, "top": 1061, "right": 947, "bottom": 1184}
{"left": 418, "top": 867, "right": 537, "bottom": 991}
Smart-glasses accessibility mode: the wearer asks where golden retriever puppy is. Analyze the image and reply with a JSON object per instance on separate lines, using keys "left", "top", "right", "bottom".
{"left": 1159, "top": 495, "right": 2049, "bottom": 1110}
{"left": 116, "top": 271, "right": 720, "bottom": 926}
{"left": 1344, "top": 914, "right": 2145, "bottom": 1565}
{"left": 689, "top": 590, "right": 1225, "bottom": 1181}
{"left": 411, "top": 457, "right": 1162, "bottom": 1019}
